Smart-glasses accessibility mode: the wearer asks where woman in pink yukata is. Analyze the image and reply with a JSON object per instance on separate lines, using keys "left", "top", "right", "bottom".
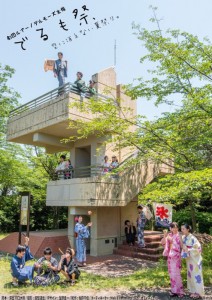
{"left": 163, "top": 222, "right": 184, "bottom": 298}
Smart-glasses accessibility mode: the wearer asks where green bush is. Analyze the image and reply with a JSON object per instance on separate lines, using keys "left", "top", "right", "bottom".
{"left": 173, "top": 209, "right": 212, "bottom": 233}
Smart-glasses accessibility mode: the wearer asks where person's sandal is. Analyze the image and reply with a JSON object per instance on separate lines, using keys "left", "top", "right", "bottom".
{"left": 169, "top": 292, "right": 177, "bottom": 297}
{"left": 71, "top": 280, "right": 75, "bottom": 286}
{"left": 11, "top": 282, "right": 19, "bottom": 287}
{"left": 192, "top": 294, "right": 201, "bottom": 299}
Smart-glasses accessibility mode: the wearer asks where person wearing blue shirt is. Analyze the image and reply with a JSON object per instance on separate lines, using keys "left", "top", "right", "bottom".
{"left": 11, "top": 236, "right": 34, "bottom": 286}
{"left": 136, "top": 205, "right": 147, "bottom": 248}
{"left": 75, "top": 216, "right": 92, "bottom": 267}
{"left": 53, "top": 52, "right": 68, "bottom": 94}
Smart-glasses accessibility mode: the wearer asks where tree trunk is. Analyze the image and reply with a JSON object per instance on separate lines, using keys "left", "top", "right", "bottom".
{"left": 189, "top": 199, "right": 197, "bottom": 232}
{"left": 52, "top": 206, "right": 60, "bottom": 229}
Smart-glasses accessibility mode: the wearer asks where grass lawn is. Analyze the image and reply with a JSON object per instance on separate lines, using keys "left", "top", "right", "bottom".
{"left": 0, "top": 244, "right": 211, "bottom": 294}
{"left": 0, "top": 233, "right": 8, "bottom": 240}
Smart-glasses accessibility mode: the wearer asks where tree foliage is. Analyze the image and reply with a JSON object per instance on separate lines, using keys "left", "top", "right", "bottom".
{"left": 66, "top": 15, "right": 212, "bottom": 231}
{"left": 139, "top": 168, "right": 212, "bottom": 231}
{"left": 0, "top": 64, "right": 67, "bottom": 232}
{"left": 67, "top": 25, "right": 212, "bottom": 173}
{"left": 0, "top": 64, "right": 19, "bottom": 143}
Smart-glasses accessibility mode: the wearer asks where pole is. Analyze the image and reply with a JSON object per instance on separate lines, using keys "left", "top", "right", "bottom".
{"left": 114, "top": 40, "right": 117, "bottom": 67}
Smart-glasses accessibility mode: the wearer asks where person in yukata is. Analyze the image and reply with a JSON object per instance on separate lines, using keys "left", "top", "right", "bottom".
{"left": 53, "top": 52, "right": 67, "bottom": 94}
{"left": 33, "top": 247, "right": 60, "bottom": 286}
{"left": 75, "top": 213, "right": 92, "bottom": 267}
{"left": 163, "top": 222, "right": 184, "bottom": 298}
{"left": 136, "top": 205, "right": 147, "bottom": 248}
{"left": 74, "top": 72, "right": 87, "bottom": 94}
{"left": 124, "top": 220, "right": 136, "bottom": 246}
{"left": 11, "top": 236, "right": 34, "bottom": 286}
{"left": 181, "top": 224, "right": 204, "bottom": 299}
{"left": 58, "top": 248, "right": 80, "bottom": 286}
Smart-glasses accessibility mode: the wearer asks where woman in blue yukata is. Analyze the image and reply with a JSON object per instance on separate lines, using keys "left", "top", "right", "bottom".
{"left": 181, "top": 224, "right": 204, "bottom": 299}
{"left": 136, "top": 205, "right": 147, "bottom": 248}
{"left": 75, "top": 212, "right": 92, "bottom": 267}
{"left": 11, "top": 236, "right": 34, "bottom": 286}
{"left": 53, "top": 52, "right": 67, "bottom": 95}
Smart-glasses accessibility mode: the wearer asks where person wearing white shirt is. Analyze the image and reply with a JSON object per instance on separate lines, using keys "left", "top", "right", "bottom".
{"left": 101, "top": 155, "right": 110, "bottom": 175}
{"left": 55, "top": 155, "right": 68, "bottom": 179}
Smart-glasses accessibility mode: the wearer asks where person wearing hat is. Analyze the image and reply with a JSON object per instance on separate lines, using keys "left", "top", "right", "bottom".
{"left": 136, "top": 205, "right": 147, "bottom": 248}
{"left": 53, "top": 52, "right": 68, "bottom": 93}
{"left": 74, "top": 72, "right": 87, "bottom": 94}
{"left": 58, "top": 248, "right": 80, "bottom": 285}
{"left": 10, "top": 236, "right": 34, "bottom": 286}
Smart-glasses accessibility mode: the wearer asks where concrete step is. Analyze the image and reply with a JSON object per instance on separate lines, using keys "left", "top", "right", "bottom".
{"left": 114, "top": 233, "right": 164, "bottom": 261}
{"left": 143, "top": 241, "right": 162, "bottom": 248}
{"left": 144, "top": 231, "right": 162, "bottom": 236}
{"left": 144, "top": 235, "right": 163, "bottom": 242}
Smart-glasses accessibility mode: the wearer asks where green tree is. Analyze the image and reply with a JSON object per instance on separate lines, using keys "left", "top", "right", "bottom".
{"left": 66, "top": 17, "right": 212, "bottom": 172}
{"left": 0, "top": 64, "right": 67, "bottom": 232}
{"left": 64, "top": 16, "right": 212, "bottom": 231}
{"left": 29, "top": 146, "right": 68, "bottom": 229}
{"left": 0, "top": 64, "right": 19, "bottom": 144}
{"left": 138, "top": 169, "right": 212, "bottom": 231}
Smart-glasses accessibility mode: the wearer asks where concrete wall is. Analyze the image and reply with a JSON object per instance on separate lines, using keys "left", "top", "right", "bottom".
{"left": 46, "top": 161, "right": 174, "bottom": 207}
{"left": 67, "top": 202, "right": 139, "bottom": 256}
{"left": 93, "top": 67, "right": 117, "bottom": 97}
{"left": 68, "top": 206, "right": 121, "bottom": 256}
{"left": 7, "top": 94, "right": 70, "bottom": 142}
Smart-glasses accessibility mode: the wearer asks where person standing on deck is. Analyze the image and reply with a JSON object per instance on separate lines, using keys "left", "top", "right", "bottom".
{"left": 53, "top": 52, "right": 67, "bottom": 93}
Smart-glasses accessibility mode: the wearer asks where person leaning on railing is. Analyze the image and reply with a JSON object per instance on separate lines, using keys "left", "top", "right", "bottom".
{"left": 109, "top": 156, "right": 119, "bottom": 171}
{"left": 74, "top": 72, "right": 88, "bottom": 94}
{"left": 101, "top": 155, "right": 110, "bottom": 175}
{"left": 65, "top": 159, "right": 74, "bottom": 179}
{"left": 108, "top": 156, "right": 119, "bottom": 179}
{"left": 55, "top": 155, "right": 69, "bottom": 180}
{"left": 88, "top": 80, "right": 97, "bottom": 96}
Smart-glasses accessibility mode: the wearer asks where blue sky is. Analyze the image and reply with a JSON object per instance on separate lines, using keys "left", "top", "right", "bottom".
{"left": 1, "top": 0, "right": 212, "bottom": 119}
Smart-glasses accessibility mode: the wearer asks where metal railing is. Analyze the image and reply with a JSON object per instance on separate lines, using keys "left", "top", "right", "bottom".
{"left": 53, "top": 165, "right": 106, "bottom": 180}
{"left": 9, "top": 82, "right": 112, "bottom": 118}
{"left": 53, "top": 151, "right": 140, "bottom": 181}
